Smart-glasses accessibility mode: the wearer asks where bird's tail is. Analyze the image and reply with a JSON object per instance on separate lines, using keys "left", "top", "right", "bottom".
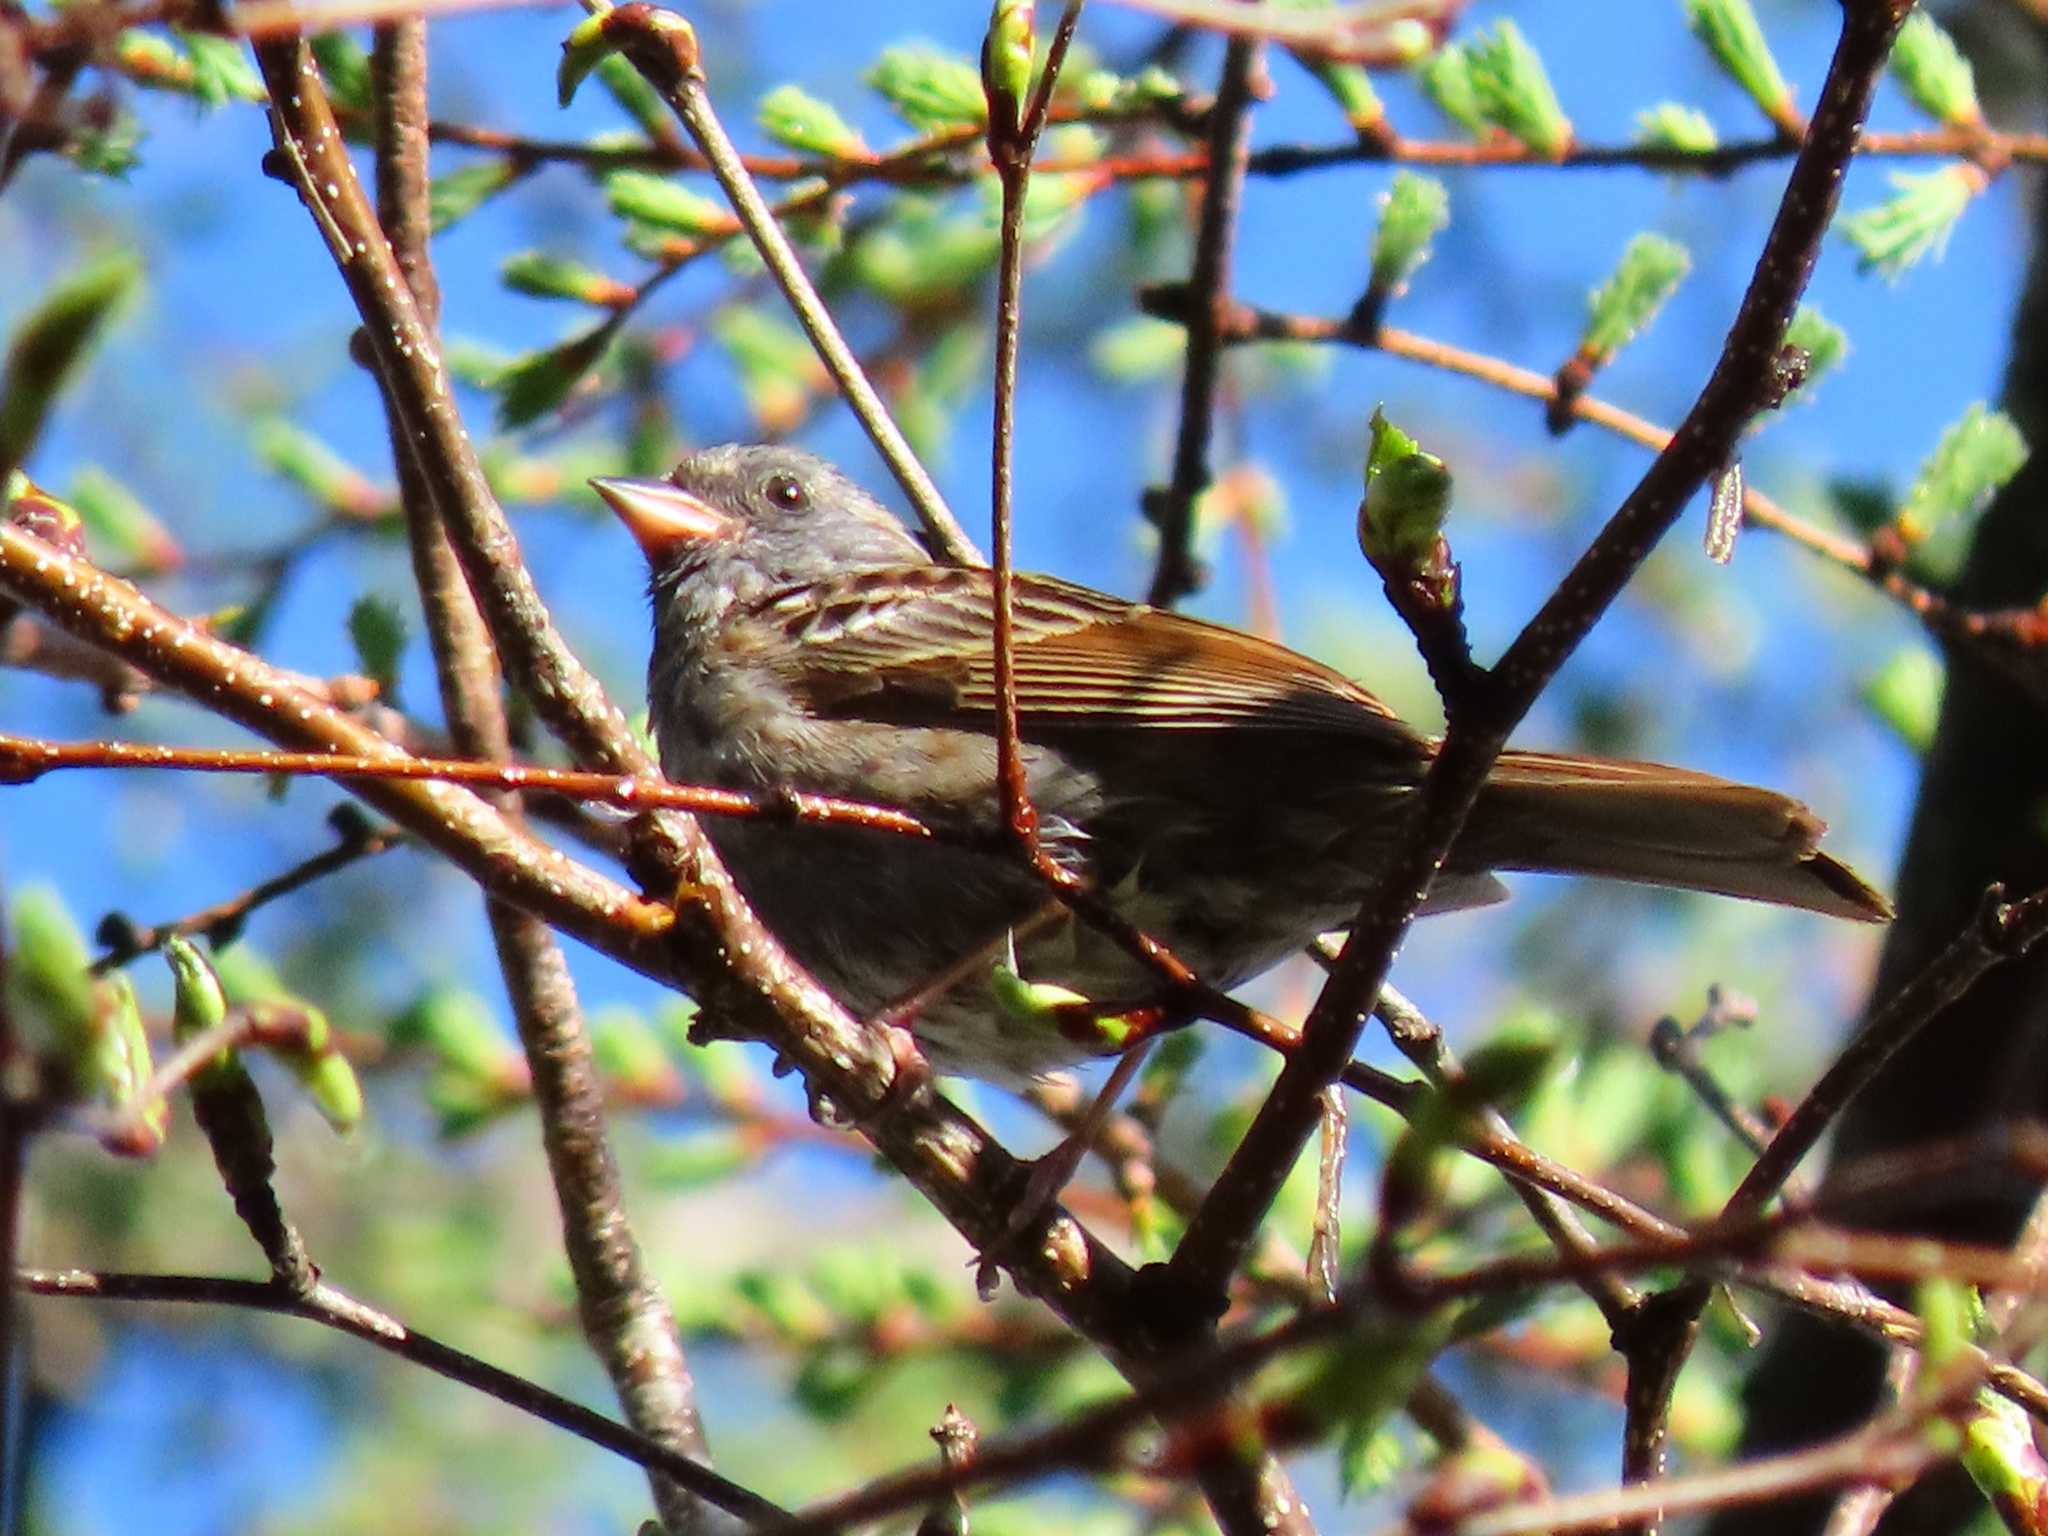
{"left": 1458, "top": 750, "right": 1891, "bottom": 922}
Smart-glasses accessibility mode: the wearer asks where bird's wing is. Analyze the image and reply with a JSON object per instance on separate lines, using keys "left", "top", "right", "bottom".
{"left": 736, "top": 564, "right": 1416, "bottom": 740}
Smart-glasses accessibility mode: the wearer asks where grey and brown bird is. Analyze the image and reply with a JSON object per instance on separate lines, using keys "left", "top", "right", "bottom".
{"left": 595, "top": 444, "right": 1889, "bottom": 1084}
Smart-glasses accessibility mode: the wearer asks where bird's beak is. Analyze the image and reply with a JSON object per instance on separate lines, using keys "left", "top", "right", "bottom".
{"left": 590, "top": 476, "right": 735, "bottom": 561}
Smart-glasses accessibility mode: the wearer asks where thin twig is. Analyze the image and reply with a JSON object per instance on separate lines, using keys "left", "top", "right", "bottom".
{"left": 90, "top": 817, "right": 405, "bottom": 974}
{"left": 1147, "top": 32, "right": 1261, "bottom": 608}
{"left": 600, "top": 9, "right": 980, "bottom": 566}
{"left": 14, "top": 1267, "right": 788, "bottom": 1526}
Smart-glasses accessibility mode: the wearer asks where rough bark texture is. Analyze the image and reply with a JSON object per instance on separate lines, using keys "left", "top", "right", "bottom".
{"left": 1714, "top": 36, "right": 2048, "bottom": 1536}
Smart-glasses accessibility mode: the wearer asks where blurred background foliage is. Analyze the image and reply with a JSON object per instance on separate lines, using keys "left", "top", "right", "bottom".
{"left": 2, "top": 0, "right": 2040, "bottom": 1530}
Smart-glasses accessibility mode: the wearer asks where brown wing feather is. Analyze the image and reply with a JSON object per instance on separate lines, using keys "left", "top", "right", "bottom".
{"left": 739, "top": 565, "right": 1415, "bottom": 741}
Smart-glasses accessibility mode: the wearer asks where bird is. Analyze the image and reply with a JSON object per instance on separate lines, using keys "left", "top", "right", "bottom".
{"left": 594, "top": 444, "right": 1889, "bottom": 1086}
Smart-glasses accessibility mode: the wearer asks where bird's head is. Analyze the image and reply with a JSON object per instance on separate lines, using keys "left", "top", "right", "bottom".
{"left": 592, "top": 444, "right": 924, "bottom": 612}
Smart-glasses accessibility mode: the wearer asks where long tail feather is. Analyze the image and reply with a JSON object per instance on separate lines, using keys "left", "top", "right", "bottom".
{"left": 1459, "top": 751, "right": 1891, "bottom": 922}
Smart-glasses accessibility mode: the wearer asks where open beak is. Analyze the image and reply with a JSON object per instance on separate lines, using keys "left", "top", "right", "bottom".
{"left": 590, "top": 476, "right": 735, "bottom": 561}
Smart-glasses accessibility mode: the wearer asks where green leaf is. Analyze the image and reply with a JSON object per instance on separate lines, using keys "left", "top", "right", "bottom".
{"left": 310, "top": 32, "right": 373, "bottom": 114}
{"left": 757, "top": 84, "right": 869, "bottom": 158}
{"left": 346, "top": 594, "right": 407, "bottom": 701}
{"left": 1465, "top": 21, "right": 1572, "bottom": 157}
{"left": 867, "top": 44, "right": 987, "bottom": 132}
{"left": 1861, "top": 645, "right": 1943, "bottom": 754}
{"left": 493, "top": 321, "right": 622, "bottom": 430}
{"left": 1840, "top": 165, "right": 1981, "bottom": 280}
{"left": 1898, "top": 402, "right": 2027, "bottom": 545}
{"left": 603, "top": 169, "right": 736, "bottom": 236}
{"left": 500, "top": 251, "right": 633, "bottom": 308}
{"left": 1634, "top": 102, "right": 1718, "bottom": 156}
{"left": 1359, "top": 406, "right": 1452, "bottom": 564}
{"left": 1415, "top": 43, "right": 1486, "bottom": 138}
{"left": 1369, "top": 171, "right": 1449, "bottom": 299}
{"left": 8, "top": 884, "right": 96, "bottom": 1050}
{"left": 68, "top": 465, "right": 182, "bottom": 573}
{"left": 71, "top": 114, "right": 145, "bottom": 178}
{"left": 1683, "top": 0, "right": 1793, "bottom": 127}
{"left": 982, "top": 0, "right": 1036, "bottom": 133}
{"left": 1890, "top": 11, "right": 1979, "bottom": 128}
{"left": 429, "top": 159, "right": 522, "bottom": 232}
{"left": 1780, "top": 306, "right": 1847, "bottom": 400}
{"left": 251, "top": 416, "right": 383, "bottom": 516}
{"left": 391, "top": 987, "right": 512, "bottom": 1080}
{"left": 1961, "top": 1390, "right": 2048, "bottom": 1519}
{"left": 1090, "top": 316, "right": 1184, "bottom": 383}
{"left": 175, "top": 30, "right": 265, "bottom": 107}
{"left": 0, "top": 249, "right": 142, "bottom": 475}
{"left": 593, "top": 52, "right": 670, "bottom": 140}
{"left": 1583, "top": 234, "right": 1691, "bottom": 359}
{"left": 1070, "top": 64, "right": 1184, "bottom": 115}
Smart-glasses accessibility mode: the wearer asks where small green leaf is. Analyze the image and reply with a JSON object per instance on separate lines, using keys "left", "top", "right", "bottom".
{"left": 981, "top": 0, "right": 1036, "bottom": 135}
{"left": 1890, "top": 11, "right": 1979, "bottom": 128}
{"left": 1415, "top": 43, "right": 1486, "bottom": 138}
{"left": 9, "top": 885, "right": 96, "bottom": 1051}
{"left": 429, "top": 159, "right": 522, "bottom": 232}
{"left": 1359, "top": 406, "right": 1452, "bottom": 565}
{"left": 1914, "top": 1276, "right": 1977, "bottom": 1371}
{"left": 493, "top": 321, "right": 621, "bottom": 430}
{"left": 1090, "top": 316, "right": 1184, "bottom": 383}
{"left": 165, "top": 935, "right": 229, "bottom": 1043}
{"left": 1780, "top": 306, "right": 1847, "bottom": 400}
{"left": 1369, "top": 171, "right": 1449, "bottom": 299}
{"left": 1862, "top": 645, "right": 1944, "bottom": 754}
{"left": 500, "top": 251, "right": 634, "bottom": 308}
{"left": 0, "top": 249, "right": 142, "bottom": 475}
{"left": 1898, "top": 402, "right": 2027, "bottom": 545}
{"left": 1634, "top": 103, "right": 1718, "bottom": 156}
{"left": 757, "top": 84, "right": 869, "bottom": 158}
{"left": 603, "top": 169, "right": 736, "bottom": 236}
{"left": 1070, "top": 64, "right": 1183, "bottom": 115}
{"left": 175, "top": 30, "right": 265, "bottom": 107}
{"left": 251, "top": 416, "right": 384, "bottom": 517}
{"left": 99, "top": 975, "right": 166, "bottom": 1154}
{"left": 68, "top": 465, "right": 181, "bottom": 573}
{"left": 1840, "top": 164, "right": 1981, "bottom": 280}
{"left": 1961, "top": 1390, "right": 2048, "bottom": 1520}
{"left": 346, "top": 594, "right": 406, "bottom": 701}
{"left": 1583, "top": 234, "right": 1691, "bottom": 359}
{"left": 391, "top": 987, "right": 512, "bottom": 1081}
{"left": 1465, "top": 21, "right": 1572, "bottom": 158}
{"left": 593, "top": 53, "right": 670, "bottom": 140}
{"left": 1684, "top": 0, "right": 1794, "bottom": 128}
{"left": 557, "top": 8, "right": 622, "bottom": 108}
{"left": 867, "top": 44, "right": 987, "bottom": 132}
{"left": 294, "top": 1048, "right": 364, "bottom": 1133}
{"left": 310, "top": 32, "right": 372, "bottom": 114}
{"left": 647, "top": 1130, "right": 752, "bottom": 1189}
{"left": 70, "top": 115, "right": 145, "bottom": 178}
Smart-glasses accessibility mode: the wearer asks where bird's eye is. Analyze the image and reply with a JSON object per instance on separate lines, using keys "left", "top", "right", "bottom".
{"left": 763, "top": 474, "right": 809, "bottom": 512}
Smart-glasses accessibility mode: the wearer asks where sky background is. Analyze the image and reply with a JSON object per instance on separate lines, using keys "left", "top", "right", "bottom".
{"left": 2, "top": 0, "right": 2032, "bottom": 1530}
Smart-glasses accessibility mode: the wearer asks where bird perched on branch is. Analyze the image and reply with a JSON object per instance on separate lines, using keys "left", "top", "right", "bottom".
{"left": 597, "top": 444, "right": 1889, "bottom": 1085}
